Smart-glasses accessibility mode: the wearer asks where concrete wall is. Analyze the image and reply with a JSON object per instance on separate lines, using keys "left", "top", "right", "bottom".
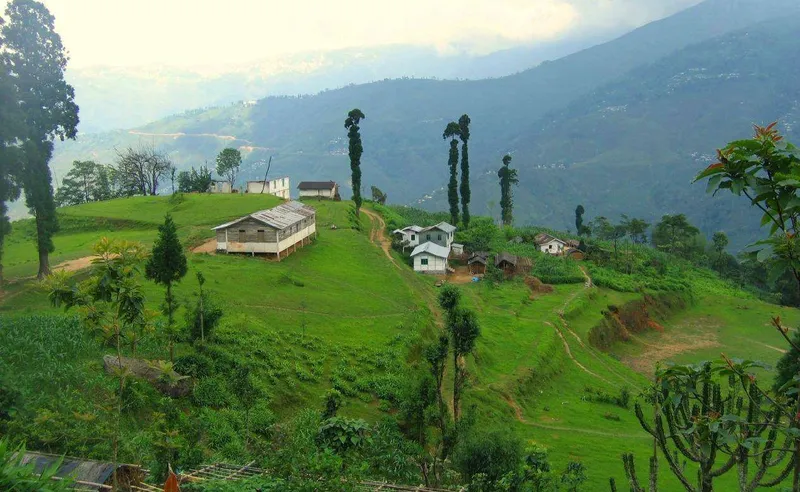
{"left": 247, "top": 178, "right": 291, "bottom": 199}
{"left": 419, "top": 228, "right": 452, "bottom": 248}
{"left": 299, "top": 187, "right": 336, "bottom": 199}
{"left": 217, "top": 217, "right": 316, "bottom": 255}
{"left": 413, "top": 253, "right": 447, "bottom": 274}
{"left": 210, "top": 181, "right": 232, "bottom": 194}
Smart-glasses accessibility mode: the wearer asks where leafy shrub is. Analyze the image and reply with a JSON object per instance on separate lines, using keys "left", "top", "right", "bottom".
{"left": 174, "top": 353, "right": 214, "bottom": 379}
{"left": 456, "top": 217, "right": 500, "bottom": 252}
{"left": 322, "top": 389, "right": 342, "bottom": 419}
{"left": 193, "top": 376, "right": 233, "bottom": 408}
{"left": 250, "top": 402, "right": 277, "bottom": 438}
{"left": 453, "top": 427, "right": 524, "bottom": 484}
{"left": 583, "top": 386, "right": 630, "bottom": 409}
{"left": 185, "top": 294, "right": 224, "bottom": 343}
{"left": 318, "top": 416, "right": 371, "bottom": 452}
{"left": 120, "top": 378, "right": 159, "bottom": 414}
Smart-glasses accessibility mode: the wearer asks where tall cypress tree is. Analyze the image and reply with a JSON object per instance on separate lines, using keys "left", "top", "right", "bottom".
{"left": 458, "top": 114, "right": 471, "bottom": 228}
{"left": 344, "top": 108, "right": 366, "bottom": 215}
{"left": 145, "top": 214, "right": 188, "bottom": 363}
{"left": 3, "top": 0, "right": 79, "bottom": 278}
{"left": 498, "top": 154, "right": 518, "bottom": 226}
{"left": 443, "top": 122, "right": 461, "bottom": 226}
{"left": 575, "top": 205, "right": 585, "bottom": 236}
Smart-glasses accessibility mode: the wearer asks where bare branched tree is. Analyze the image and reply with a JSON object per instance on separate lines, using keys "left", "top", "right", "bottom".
{"left": 114, "top": 144, "right": 172, "bottom": 196}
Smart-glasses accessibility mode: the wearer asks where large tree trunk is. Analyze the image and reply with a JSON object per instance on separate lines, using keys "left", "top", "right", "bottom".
{"left": 37, "top": 246, "right": 50, "bottom": 279}
{"left": 23, "top": 141, "right": 58, "bottom": 279}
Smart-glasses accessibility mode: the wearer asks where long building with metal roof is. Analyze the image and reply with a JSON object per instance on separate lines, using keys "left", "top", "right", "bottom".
{"left": 212, "top": 201, "right": 317, "bottom": 260}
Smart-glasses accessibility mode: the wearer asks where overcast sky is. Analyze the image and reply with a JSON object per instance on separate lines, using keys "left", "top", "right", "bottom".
{"left": 4, "top": 0, "right": 703, "bottom": 70}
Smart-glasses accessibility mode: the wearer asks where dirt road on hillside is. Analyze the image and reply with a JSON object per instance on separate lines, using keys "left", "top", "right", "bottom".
{"left": 362, "top": 208, "right": 400, "bottom": 269}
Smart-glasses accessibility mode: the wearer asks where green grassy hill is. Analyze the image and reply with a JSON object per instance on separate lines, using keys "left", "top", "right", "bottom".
{"left": 1, "top": 195, "right": 798, "bottom": 489}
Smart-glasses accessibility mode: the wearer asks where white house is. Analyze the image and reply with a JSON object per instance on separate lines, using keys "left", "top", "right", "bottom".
{"left": 419, "top": 222, "right": 456, "bottom": 249}
{"left": 410, "top": 242, "right": 451, "bottom": 274}
{"left": 535, "top": 233, "right": 568, "bottom": 255}
{"left": 212, "top": 201, "right": 316, "bottom": 260}
{"left": 392, "top": 225, "right": 423, "bottom": 248}
{"left": 210, "top": 180, "right": 232, "bottom": 194}
{"left": 298, "top": 181, "right": 338, "bottom": 199}
{"left": 246, "top": 177, "right": 291, "bottom": 199}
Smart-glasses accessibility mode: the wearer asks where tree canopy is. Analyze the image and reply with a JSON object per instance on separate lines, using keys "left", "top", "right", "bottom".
{"left": 498, "top": 154, "right": 518, "bottom": 226}
{"left": 458, "top": 114, "right": 471, "bottom": 228}
{"left": 443, "top": 122, "right": 461, "bottom": 226}
{"left": 651, "top": 214, "right": 702, "bottom": 258}
{"left": 215, "top": 148, "right": 242, "bottom": 188}
{"left": 345, "top": 108, "right": 366, "bottom": 214}
{"left": 3, "top": 0, "right": 79, "bottom": 278}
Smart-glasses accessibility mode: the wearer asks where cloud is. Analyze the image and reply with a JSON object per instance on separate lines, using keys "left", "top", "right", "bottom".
{"left": 2, "top": 0, "right": 703, "bottom": 69}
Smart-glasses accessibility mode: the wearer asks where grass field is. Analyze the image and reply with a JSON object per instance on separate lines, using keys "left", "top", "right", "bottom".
{"left": 2, "top": 195, "right": 799, "bottom": 489}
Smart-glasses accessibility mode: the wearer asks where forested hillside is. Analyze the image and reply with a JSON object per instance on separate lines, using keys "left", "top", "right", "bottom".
{"left": 47, "top": 0, "right": 799, "bottom": 249}
{"left": 473, "top": 15, "right": 800, "bottom": 250}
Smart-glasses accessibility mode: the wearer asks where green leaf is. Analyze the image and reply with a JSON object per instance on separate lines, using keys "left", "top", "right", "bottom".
{"left": 705, "top": 175, "right": 723, "bottom": 194}
{"left": 756, "top": 246, "right": 773, "bottom": 263}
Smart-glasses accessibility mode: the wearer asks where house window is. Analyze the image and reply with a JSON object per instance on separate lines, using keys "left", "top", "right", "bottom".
{"left": 411, "top": 235, "right": 416, "bottom": 241}
{"left": 438, "top": 234, "right": 442, "bottom": 241}
{"left": 257, "top": 230, "right": 265, "bottom": 242}
{"left": 238, "top": 229, "right": 246, "bottom": 242}
{"left": 421, "top": 258, "right": 429, "bottom": 266}
{"left": 426, "top": 234, "right": 431, "bottom": 241}
{"left": 548, "top": 244, "right": 553, "bottom": 250}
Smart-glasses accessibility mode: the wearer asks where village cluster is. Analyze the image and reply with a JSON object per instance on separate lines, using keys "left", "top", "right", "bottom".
{"left": 209, "top": 176, "right": 582, "bottom": 277}
{"left": 393, "top": 224, "right": 584, "bottom": 275}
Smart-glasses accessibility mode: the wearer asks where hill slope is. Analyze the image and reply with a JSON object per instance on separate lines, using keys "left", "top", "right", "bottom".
{"left": 2, "top": 196, "right": 800, "bottom": 489}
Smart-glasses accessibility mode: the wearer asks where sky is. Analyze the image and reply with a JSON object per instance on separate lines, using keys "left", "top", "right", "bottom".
{"left": 3, "top": 0, "right": 703, "bottom": 71}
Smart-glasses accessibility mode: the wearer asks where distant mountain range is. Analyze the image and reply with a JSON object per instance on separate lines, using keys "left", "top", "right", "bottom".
{"left": 66, "top": 35, "right": 612, "bottom": 134}
{"left": 48, "top": 0, "right": 800, "bottom": 250}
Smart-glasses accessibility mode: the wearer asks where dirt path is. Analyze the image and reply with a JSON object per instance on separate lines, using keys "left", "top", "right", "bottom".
{"left": 544, "top": 321, "right": 613, "bottom": 385}
{"left": 501, "top": 392, "right": 649, "bottom": 439}
{"left": 192, "top": 239, "right": 217, "bottom": 254}
{"left": 546, "top": 267, "right": 641, "bottom": 389}
{"left": 362, "top": 208, "right": 399, "bottom": 269}
{"left": 52, "top": 256, "right": 96, "bottom": 273}
{"left": 579, "top": 266, "right": 593, "bottom": 288}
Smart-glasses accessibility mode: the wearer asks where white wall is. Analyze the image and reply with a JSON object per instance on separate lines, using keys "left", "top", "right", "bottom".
{"left": 299, "top": 188, "right": 335, "bottom": 198}
{"left": 539, "top": 240, "right": 565, "bottom": 255}
{"left": 413, "top": 253, "right": 447, "bottom": 273}
{"left": 247, "top": 178, "right": 290, "bottom": 198}
{"left": 219, "top": 223, "right": 316, "bottom": 254}
{"left": 210, "top": 181, "right": 232, "bottom": 193}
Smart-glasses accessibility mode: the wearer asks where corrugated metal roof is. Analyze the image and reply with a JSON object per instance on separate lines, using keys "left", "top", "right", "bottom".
{"left": 535, "top": 233, "right": 566, "bottom": 245}
{"left": 18, "top": 452, "right": 143, "bottom": 490}
{"left": 297, "top": 181, "right": 337, "bottom": 190}
{"left": 422, "top": 222, "right": 456, "bottom": 234}
{"left": 411, "top": 242, "right": 451, "bottom": 259}
{"left": 212, "top": 201, "right": 316, "bottom": 231}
